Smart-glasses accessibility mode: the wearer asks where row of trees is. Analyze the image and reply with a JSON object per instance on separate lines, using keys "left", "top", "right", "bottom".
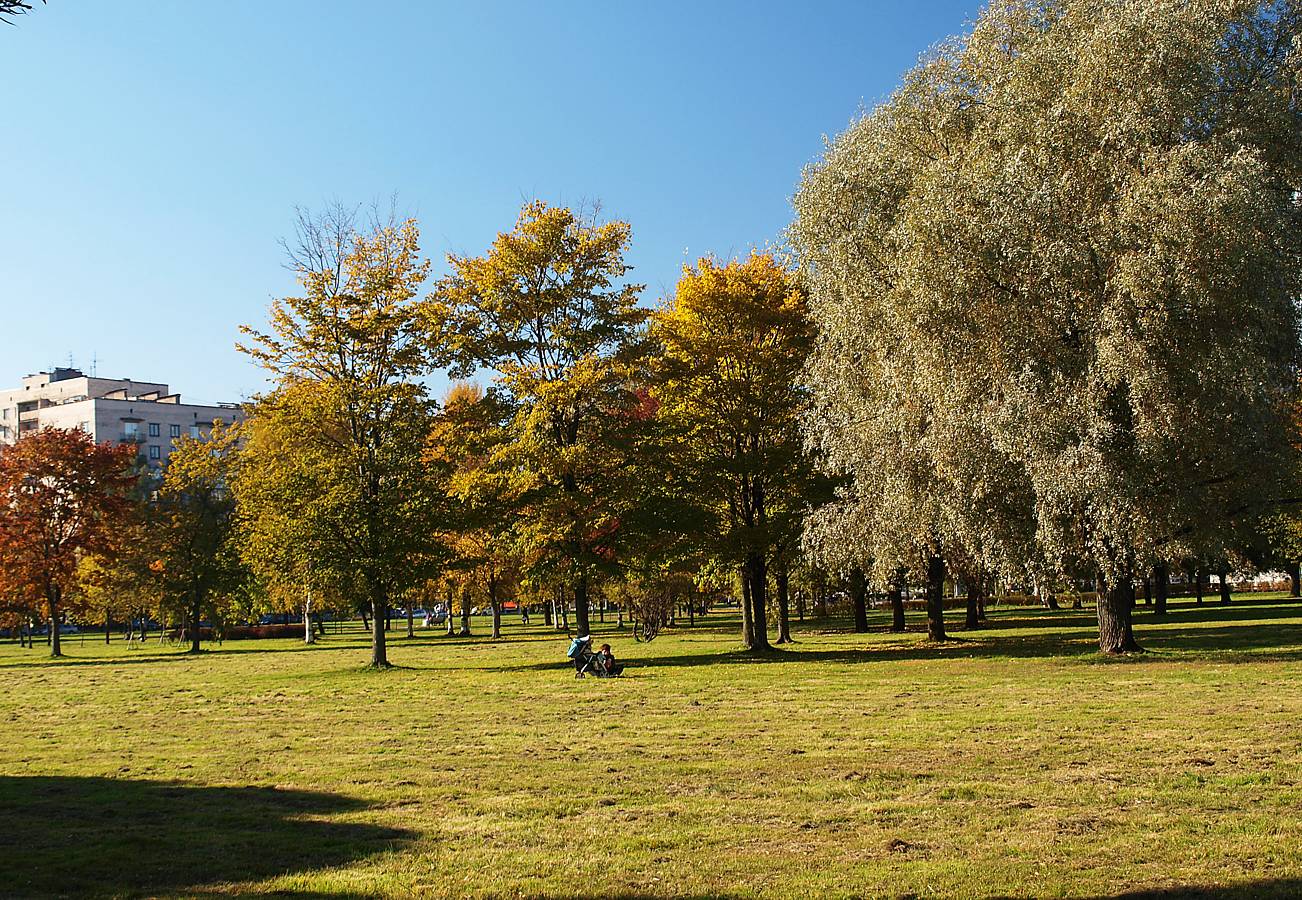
{"left": 4, "top": 0, "right": 1299, "bottom": 663}
{"left": 793, "top": 0, "right": 1302, "bottom": 652}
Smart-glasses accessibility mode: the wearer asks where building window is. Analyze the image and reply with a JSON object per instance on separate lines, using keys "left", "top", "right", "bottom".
{"left": 148, "top": 423, "right": 160, "bottom": 437}
{"left": 170, "top": 424, "right": 181, "bottom": 438}
{"left": 190, "top": 425, "right": 201, "bottom": 438}
{"left": 148, "top": 445, "right": 161, "bottom": 460}
{"left": 78, "top": 421, "right": 90, "bottom": 432}
{"left": 123, "top": 422, "right": 140, "bottom": 439}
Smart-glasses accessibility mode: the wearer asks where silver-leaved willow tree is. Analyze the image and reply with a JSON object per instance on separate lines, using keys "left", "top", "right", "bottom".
{"left": 792, "top": 0, "right": 1302, "bottom": 653}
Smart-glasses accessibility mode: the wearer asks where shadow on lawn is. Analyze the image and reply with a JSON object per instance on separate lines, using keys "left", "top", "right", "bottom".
{"left": 1103, "top": 880, "right": 1302, "bottom": 898}
{"left": 505, "top": 601, "right": 1302, "bottom": 672}
{"left": 0, "top": 776, "right": 411, "bottom": 898}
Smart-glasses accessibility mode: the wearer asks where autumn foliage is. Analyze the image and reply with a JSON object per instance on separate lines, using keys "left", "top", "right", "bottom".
{"left": 0, "top": 429, "right": 137, "bottom": 655}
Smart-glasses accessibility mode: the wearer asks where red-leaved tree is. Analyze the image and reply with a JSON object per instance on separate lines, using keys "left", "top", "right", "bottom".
{"left": 0, "top": 429, "right": 138, "bottom": 656}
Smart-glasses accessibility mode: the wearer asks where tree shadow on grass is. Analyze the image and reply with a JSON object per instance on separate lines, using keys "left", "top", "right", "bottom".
{"left": 0, "top": 776, "right": 411, "bottom": 898}
{"left": 1100, "top": 880, "right": 1302, "bottom": 898}
{"left": 503, "top": 613, "right": 1302, "bottom": 673}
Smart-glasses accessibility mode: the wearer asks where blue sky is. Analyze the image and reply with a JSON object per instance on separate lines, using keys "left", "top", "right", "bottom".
{"left": 3, "top": 1, "right": 980, "bottom": 404}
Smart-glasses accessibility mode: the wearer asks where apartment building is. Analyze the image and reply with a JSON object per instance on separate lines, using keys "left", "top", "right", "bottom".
{"left": 0, "top": 368, "right": 242, "bottom": 466}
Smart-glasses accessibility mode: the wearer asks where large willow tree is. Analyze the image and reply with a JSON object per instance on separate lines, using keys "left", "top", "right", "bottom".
{"left": 793, "top": 0, "right": 1302, "bottom": 653}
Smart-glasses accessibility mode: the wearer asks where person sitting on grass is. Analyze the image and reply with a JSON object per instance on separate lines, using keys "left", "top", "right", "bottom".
{"left": 598, "top": 642, "right": 623, "bottom": 676}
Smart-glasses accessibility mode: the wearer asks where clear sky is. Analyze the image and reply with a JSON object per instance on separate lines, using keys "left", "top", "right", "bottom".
{"left": 3, "top": 1, "right": 980, "bottom": 404}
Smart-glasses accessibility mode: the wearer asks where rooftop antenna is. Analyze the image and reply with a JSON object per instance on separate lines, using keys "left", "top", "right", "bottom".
{"left": 67, "top": 352, "right": 75, "bottom": 370}
{"left": 90, "top": 353, "right": 98, "bottom": 377}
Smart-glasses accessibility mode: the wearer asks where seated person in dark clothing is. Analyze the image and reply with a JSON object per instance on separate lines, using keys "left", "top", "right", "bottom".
{"left": 598, "top": 643, "right": 623, "bottom": 676}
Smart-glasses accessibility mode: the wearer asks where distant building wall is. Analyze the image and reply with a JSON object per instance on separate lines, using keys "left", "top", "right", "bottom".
{"left": 0, "top": 369, "right": 241, "bottom": 466}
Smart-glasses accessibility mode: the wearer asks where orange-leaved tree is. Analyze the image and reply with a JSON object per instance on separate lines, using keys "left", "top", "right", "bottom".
{"left": 0, "top": 428, "right": 138, "bottom": 656}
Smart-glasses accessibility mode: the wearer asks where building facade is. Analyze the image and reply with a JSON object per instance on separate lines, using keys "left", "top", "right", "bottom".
{"left": 0, "top": 368, "right": 242, "bottom": 466}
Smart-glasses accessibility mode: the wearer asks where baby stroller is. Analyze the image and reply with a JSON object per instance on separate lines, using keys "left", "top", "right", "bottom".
{"left": 567, "top": 635, "right": 622, "bottom": 678}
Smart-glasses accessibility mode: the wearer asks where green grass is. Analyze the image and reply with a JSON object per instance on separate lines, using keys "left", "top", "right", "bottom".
{"left": 2, "top": 597, "right": 1301, "bottom": 898}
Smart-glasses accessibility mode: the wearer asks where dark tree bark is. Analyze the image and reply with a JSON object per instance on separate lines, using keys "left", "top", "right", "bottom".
{"left": 1096, "top": 572, "right": 1141, "bottom": 653}
{"left": 46, "top": 583, "right": 63, "bottom": 657}
{"left": 1143, "top": 577, "right": 1152, "bottom": 606}
{"left": 740, "top": 566, "right": 754, "bottom": 648}
{"left": 849, "top": 567, "right": 869, "bottom": 633}
{"left": 189, "top": 589, "right": 203, "bottom": 654}
{"left": 889, "top": 571, "right": 906, "bottom": 633}
{"left": 1219, "top": 569, "right": 1232, "bottom": 604}
{"left": 1290, "top": 562, "right": 1300, "bottom": 598}
{"left": 775, "top": 564, "right": 792, "bottom": 644}
{"left": 744, "top": 553, "right": 771, "bottom": 651}
{"left": 370, "top": 594, "right": 389, "bottom": 667}
{"left": 964, "top": 578, "right": 981, "bottom": 629}
{"left": 925, "top": 554, "right": 947, "bottom": 641}
{"left": 573, "top": 576, "right": 591, "bottom": 637}
{"left": 1153, "top": 563, "right": 1169, "bottom": 617}
{"left": 104, "top": 608, "right": 112, "bottom": 644}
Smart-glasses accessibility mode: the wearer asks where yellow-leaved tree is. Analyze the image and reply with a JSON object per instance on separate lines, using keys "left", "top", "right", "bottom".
{"left": 432, "top": 201, "right": 648, "bottom": 637}
{"left": 649, "top": 252, "right": 818, "bottom": 651}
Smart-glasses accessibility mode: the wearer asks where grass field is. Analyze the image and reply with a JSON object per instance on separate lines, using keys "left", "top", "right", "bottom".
{"left": 2, "top": 597, "right": 1301, "bottom": 899}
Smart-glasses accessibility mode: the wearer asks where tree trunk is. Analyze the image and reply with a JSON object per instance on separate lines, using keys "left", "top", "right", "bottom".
{"left": 1143, "top": 577, "right": 1152, "bottom": 606}
{"left": 687, "top": 596, "right": 694, "bottom": 627}
{"left": 849, "top": 567, "right": 869, "bottom": 633}
{"left": 1290, "top": 562, "right": 1300, "bottom": 598}
{"left": 796, "top": 588, "right": 805, "bottom": 621}
{"left": 459, "top": 588, "right": 472, "bottom": 636}
{"left": 1219, "top": 569, "right": 1232, "bottom": 604}
{"left": 616, "top": 606, "right": 624, "bottom": 629}
{"left": 740, "top": 566, "right": 755, "bottom": 648}
{"left": 775, "top": 565, "right": 792, "bottom": 644}
{"left": 490, "top": 574, "right": 502, "bottom": 640}
{"left": 965, "top": 578, "right": 980, "bottom": 629}
{"left": 48, "top": 585, "right": 61, "bottom": 658}
{"left": 745, "top": 552, "right": 771, "bottom": 651}
{"left": 573, "top": 577, "right": 590, "bottom": 637}
{"left": 370, "top": 584, "right": 389, "bottom": 667}
{"left": 925, "top": 554, "right": 946, "bottom": 641}
{"left": 104, "top": 607, "right": 112, "bottom": 644}
{"left": 406, "top": 603, "right": 415, "bottom": 639}
{"left": 189, "top": 591, "right": 203, "bottom": 654}
{"left": 1153, "top": 563, "right": 1168, "bottom": 617}
{"left": 888, "top": 569, "right": 906, "bottom": 632}
{"left": 1194, "top": 568, "right": 1204, "bottom": 604}
{"left": 303, "top": 596, "right": 316, "bottom": 645}
{"left": 1096, "top": 572, "right": 1141, "bottom": 653}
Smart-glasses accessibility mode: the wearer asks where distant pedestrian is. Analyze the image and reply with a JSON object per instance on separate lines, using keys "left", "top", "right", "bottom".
{"left": 520, "top": 605, "right": 530, "bottom": 625}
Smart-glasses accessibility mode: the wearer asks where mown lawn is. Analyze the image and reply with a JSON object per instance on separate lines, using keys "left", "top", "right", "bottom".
{"left": 1, "top": 596, "right": 1300, "bottom": 898}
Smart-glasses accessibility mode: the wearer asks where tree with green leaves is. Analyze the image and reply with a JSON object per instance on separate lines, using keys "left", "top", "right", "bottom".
{"left": 239, "top": 205, "right": 444, "bottom": 667}
{"left": 793, "top": 0, "right": 1302, "bottom": 653}
{"left": 433, "top": 200, "right": 647, "bottom": 638}
{"left": 649, "top": 252, "right": 816, "bottom": 651}
{"left": 147, "top": 423, "right": 246, "bottom": 653}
